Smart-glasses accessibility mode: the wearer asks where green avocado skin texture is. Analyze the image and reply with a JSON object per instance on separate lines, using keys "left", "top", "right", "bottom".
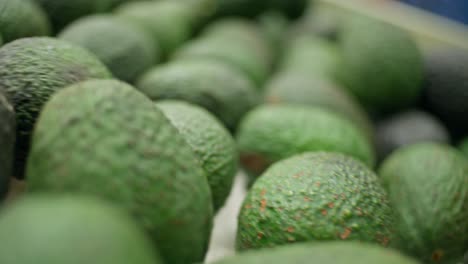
{"left": 264, "top": 72, "right": 374, "bottom": 141}
{"left": 26, "top": 80, "right": 213, "bottom": 264}
{"left": 379, "top": 143, "right": 468, "bottom": 263}
{"left": 217, "top": 241, "right": 419, "bottom": 264}
{"left": 59, "top": 15, "right": 157, "bottom": 83}
{"left": 237, "top": 105, "right": 375, "bottom": 177}
{"left": 137, "top": 60, "right": 259, "bottom": 131}
{"left": 0, "top": 0, "right": 51, "bottom": 43}
{"left": 0, "top": 37, "right": 111, "bottom": 179}
{"left": 336, "top": 15, "right": 423, "bottom": 113}
{"left": 34, "top": 0, "right": 131, "bottom": 32}
{"left": 0, "top": 195, "right": 162, "bottom": 264}
{"left": 157, "top": 101, "right": 238, "bottom": 211}
{"left": 237, "top": 152, "right": 394, "bottom": 251}
{"left": 0, "top": 92, "right": 14, "bottom": 197}
{"left": 115, "top": 1, "right": 192, "bottom": 58}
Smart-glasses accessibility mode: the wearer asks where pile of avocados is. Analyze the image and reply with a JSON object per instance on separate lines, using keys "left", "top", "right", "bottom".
{"left": 0, "top": 0, "right": 467, "bottom": 264}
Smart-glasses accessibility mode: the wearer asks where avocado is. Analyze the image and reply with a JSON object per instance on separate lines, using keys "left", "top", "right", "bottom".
{"left": 0, "top": 0, "right": 50, "bottom": 43}
{"left": 376, "top": 110, "right": 450, "bottom": 161}
{"left": 0, "top": 195, "right": 162, "bottom": 264}
{"left": 422, "top": 48, "right": 468, "bottom": 138}
{"left": 26, "top": 79, "right": 213, "bottom": 264}
{"left": 237, "top": 105, "right": 375, "bottom": 178}
{"left": 336, "top": 14, "right": 423, "bottom": 113}
{"left": 257, "top": 11, "right": 289, "bottom": 59}
{"left": 264, "top": 72, "right": 373, "bottom": 140}
{"left": 173, "top": 19, "right": 272, "bottom": 86}
{"left": 292, "top": 4, "right": 344, "bottom": 41}
{"left": 237, "top": 152, "right": 393, "bottom": 250}
{"left": 280, "top": 35, "right": 340, "bottom": 80}
{"left": 115, "top": 1, "right": 193, "bottom": 58}
{"left": 379, "top": 143, "right": 468, "bottom": 263}
{"left": 0, "top": 92, "right": 14, "bottom": 197}
{"left": 215, "top": 241, "right": 419, "bottom": 264}
{"left": 59, "top": 15, "right": 158, "bottom": 83}
{"left": 137, "top": 60, "right": 259, "bottom": 131}
{"left": 157, "top": 101, "right": 238, "bottom": 211}
{"left": 0, "top": 37, "right": 111, "bottom": 179}
{"left": 34, "top": 0, "right": 132, "bottom": 32}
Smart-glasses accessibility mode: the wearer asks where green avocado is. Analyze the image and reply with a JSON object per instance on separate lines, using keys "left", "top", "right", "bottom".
{"left": 379, "top": 143, "right": 468, "bottom": 263}
{"left": 422, "top": 48, "right": 468, "bottom": 137}
{"left": 0, "top": 195, "right": 162, "bottom": 264}
{"left": 173, "top": 19, "right": 272, "bottom": 86}
{"left": 0, "top": 37, "right": 111, "bottom": 179}
{"left": 59, "top": 15, "right": 158, "bottom": 83}
{"left": 34, "top": 0, "right": 132, "bottom": 32}
{"left": 157, "top": 101, "right": 238, "bottom": 211}
{"left": 0, "top": 0, "right": 50, "bottom": 43}
{"left": 376, "top": 110, "right": 450, "bottom": 161}
{"left": 237, "top": 105, "right": 375, "bottom": 178}
{"left": 26, "top": 79, "right": 213, "bottom": 264}
{"left": 215, "top": 241, "right": 419, "bottom": 264}
{"left": 264, "top": 72, "right": 373, "bottom": 140}
{"left": 137, "top": 60, "right": 259, "bottom": 131}
{"left": 336, "top": 14, "right": 423, "bottom": 113}
{"left": 280, "top": 35, "right": 340, "bottom": 80}
{"left": 115, "top": 1, "right": 193, "bottom": 58}
{"left": 0, "top": 92, "right": 14, "bottom": 197}
{"left": 237, "top": 152, "right": 394, "bottom": 250}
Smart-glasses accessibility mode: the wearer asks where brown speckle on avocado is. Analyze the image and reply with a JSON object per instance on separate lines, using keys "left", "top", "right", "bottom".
{"left": 431, "top": 249, "right": 444, "bottom": 262}
{"left": 340, "top": 228, "right": 352, "bottom": 240}
{"left": 257, "top": 232, "right": 264, "bottom": 240}
{"left": 260, "top": 199, "right": 267, "bottom": 212}
{"left": 260, "top": 189, "right": 267, "bottom": 196}
{"left": 286, "top": 226, "right": 295, "bottom": 233}
{"left": 321, "top": 210, "right": 328, "bottom": 216}
{"left": 328, "top": 202, "right": 335, "bottom": 208}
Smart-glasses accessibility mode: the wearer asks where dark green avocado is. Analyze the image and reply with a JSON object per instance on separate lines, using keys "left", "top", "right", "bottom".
{"left": 237, "top": 152, "right": 394, "bottom": 250}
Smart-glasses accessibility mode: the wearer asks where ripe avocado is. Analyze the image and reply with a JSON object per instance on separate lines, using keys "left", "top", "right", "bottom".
{"left": 0, "top": 195, "right": 162, "bottom": 264}
{"left": 264, "top": 72, "right": 373, "bottom": 140}
{"left": 0, "top": 92, "right": 14, "bottom": 197}
{"left": 376, "top": 110, "right": 450, "bottom": 161}
{"left": 0, "top": 37, "right": 111, "bottom": 179}
{"left": 115, "top": 1, "right": 193, "bottom": 58}
{"left": 237, "top": 105, "right": 375, "bottom": 177}
{"left": 0, "top": 0, "right": 51, "bottom": 42}
{"left": 137, "top": 60, "right": 259, "bottom": 131}
{"left": 237, "top": 152, "right": 394, "bottom": 250}
{"left": 59, "top": 15, "right": 158, "bottom": 83}
{"left": 422, "top": 48, "right": 468, "bottom": 137}
{"left": 336, "top": 14, "right": 423, "bottom": 113}
{"left": 34, "top": 0, "right": 133, "bottom": 32}
{"left": 280, "top": 35, "right": 340, "bottom": 80}
{"left": 215, "top": 241, "right": 419, "bottom": 264}
{"left": 157, "top": 101, "right": 238, "bottom": 211}
{"left": 26, "top": 80, "right": 213, "bottom": 264}
{"left": 173, "top": 19, "right": 272, "bottom": 86}
{"left": 379, "top": 143, "right": 468, "bottom": 263}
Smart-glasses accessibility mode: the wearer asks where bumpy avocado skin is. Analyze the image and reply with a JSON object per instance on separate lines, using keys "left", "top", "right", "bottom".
{"left": 379, "top": 143, "right": 468, "bottom": 263}
{"left": 422, "top": 48, "right": 468, "bottom": 137}
{"left": 59, "top": 15, "right": 157, "bottom": 83}
{"left": 26, "top": 80, "right": 213, "bottom": 264}
{"left": 0, "top": 37, "right": 111, "bottom": 179}
{"left": 0, "top": 195, "right": 162, "bottom": 264}
{"left": 34, "top": 0, "right": 131, "bottom": 32}
{"left": 237, "top": 105, "right": 375, "bottom": 177}
{"left": 217, "top": 242, "right": 419, "bottom": 264}
{"left": 0, "top": 92, "right": 14, "bottom": 197}
{"left": 137, "top": 60, "right": 259, "bottom": 131}
{"left": 0, "top": 0, "right": 51, "bottom": 42}
{"left": 237, "top": 152, "right": 393, "bottom": 250}
{"left": 157, "top": 101, "right": 238, "bottom": 211}
{"left": 337, "top": 15, "right": 423, "bottom": 113}
{"left": 264, "top": 72, "right": 373, "bottom": 141}
{"left": 115, "top": 1, "right": 192, "bottom": 58}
